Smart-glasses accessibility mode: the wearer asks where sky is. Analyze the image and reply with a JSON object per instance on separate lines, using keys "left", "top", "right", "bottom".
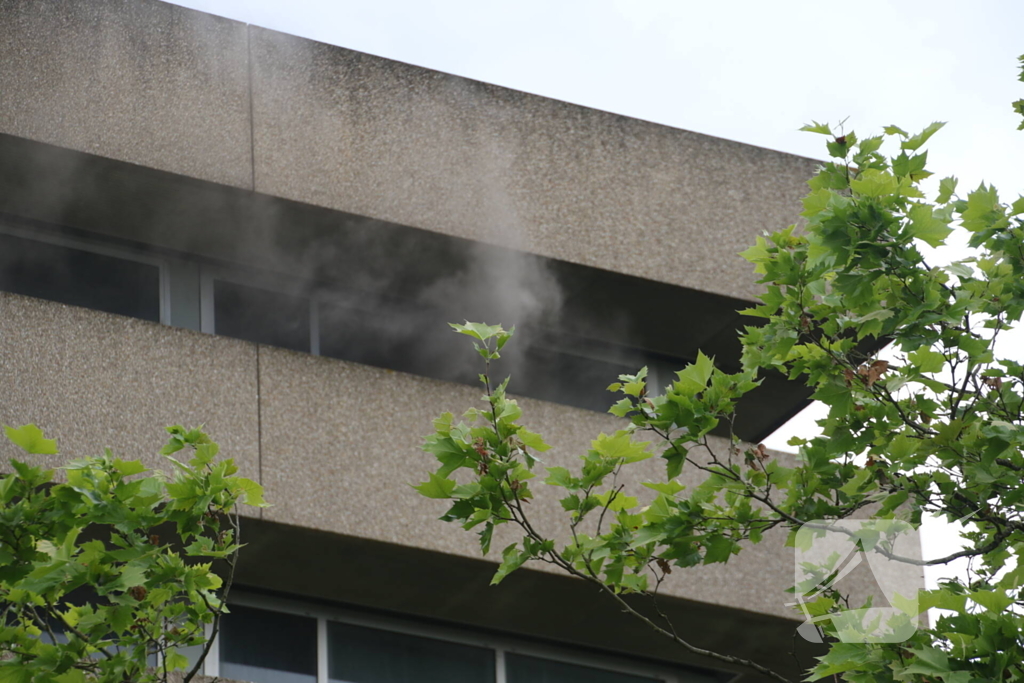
{"left": 165, "top": 0, "right": 1023, "bottom": 587}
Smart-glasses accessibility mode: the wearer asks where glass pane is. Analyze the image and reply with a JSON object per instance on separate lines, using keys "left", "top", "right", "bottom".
{"left": 505, "top": 653, "right": 660, "bottom": 683}
{"left": 515, "top": 347, "right": 636, "bottom": 413}
{"left": 318, "top": 301, "right": 477, "bottom": 384}
{"left": 219, "top": 605, "right": 317, "bottom": 683}
{"left": 214, "top": 280, "right": 310, "bottom": 352}
{"left": 0, "top": 232, "right": 160, "bottom": 321}
{"left": 318, "top": 301, "right": 635, "bottom": 413}
{"left": 328, "top": 621, "right": 495, "bottom": 683}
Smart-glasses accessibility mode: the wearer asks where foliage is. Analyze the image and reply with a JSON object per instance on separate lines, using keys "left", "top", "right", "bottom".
{"left": 1014, "top": 54, "right": 1024, "bottom": 131}
{"left": 415, "top": 117, "right": 1024, "bottom": 682}
{"left": 0, "top": 425, "right": 266, "bottom": 683}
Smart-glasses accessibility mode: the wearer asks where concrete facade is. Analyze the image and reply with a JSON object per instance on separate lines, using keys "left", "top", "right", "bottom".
{"left": 0, "top": 1, "right": 844, "bottom": 681}
{"left": 0, "top": 0, "right": 818, "bottom": 302}
{"left": 0, "top": 292, "right": 260, "bottom": 478}
{"left": 0, "top": 292, "right": 798, "bottom": 621}
{"left": 0, "top": 0, "right": 252, "bottom": 188}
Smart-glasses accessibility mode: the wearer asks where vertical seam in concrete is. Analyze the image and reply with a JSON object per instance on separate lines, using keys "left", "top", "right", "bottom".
{"left": 246, "top": 24, "right": 257, "bottom": 192}
{"left": 256, "top": 343, "right": 263, "bottom": 519}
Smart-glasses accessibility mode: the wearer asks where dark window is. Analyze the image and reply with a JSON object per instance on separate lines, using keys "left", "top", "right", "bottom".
{"left": 318, "top": 301, "right": 479, "bottom": 384}
{"left": 328, "top": 621, "right": 495, "bottom": 683}
{"left": 505, "top": 653, "right": 660, "bottom": 683}
{"left": 214, "top": 280, "right": 310, "bottom": 352}
{"left": 318, "top": 301, "right": 647, "bottom": 412}
{"left": 220, "top": 605, "right": 317, "bottom": 683}
{"left": 515, "top": 346, "right": 636, "bottom": 413}
{"left": 0, "top": 232, "right": 160, "bottom": 321}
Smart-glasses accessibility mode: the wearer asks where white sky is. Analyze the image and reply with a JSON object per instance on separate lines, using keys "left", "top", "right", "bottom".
{"left": 165, "top": 0, "right": 1023, "bottom": 587}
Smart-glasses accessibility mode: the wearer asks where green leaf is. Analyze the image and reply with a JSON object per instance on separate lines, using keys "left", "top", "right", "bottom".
{"left": 839, "top": 466, "right": 875, "bottom": 496}
{"left": 901, "top": 121, "right": 945, "bottom": 151}
{"left": 114, "top": 564, "right": 148, "bottom": 592}
{"left": 909, "top": 346, "right": 946, "bottom": 373}
{"left": 850, "top": 169, "right": 899, "bottom": 198}
{"left": 544, "top": 467, "right": 574, "bottom": 487}
{"left": 0, "top": 667, "right": 34, "bottom": 683}
{"left": 888, "top": 434, "right": 917, "bottom": 461}
{"left": 412, "top": 472, "right": 457, "bottom": 499}
{"left": 702, "top": 535, "right": 736, "bottom": 564}
{"left": 800, "top": 121, "right": 833, "bottom": 135}
{"left": 664, "top": 451, "right": 684, "bottom": 480}
{"left": 491, "top": 544, "right": 530, "bottom": 585}
{"left": 619, "top": 573, "right": 648, "bottom": 592}
{"left": 112, "top": 459, "right": 147, "bottom": 476}
{"left": 107, "top": 604, "right": 133, "bottom": 635}
{"left": 936, "top": 176, "right": 958, "bottom": 203}
{"left": 902, "top": 646, "right": 948, "bottom": 675}
{"left": 642, "top": 480, "right": 686, "bottom": 495}
{"left": 1011, "top": 195, "right": 1024, "bottom": 215}
{"left": 165, "top": 650, "right": 189, "bottom": 671}
{"left": 192, "top": 442, "right": 220, "bottom": 465}
{"left": 478, "top": 522, "right": 494, "bottom": 554}
{"left": 449, "top": 321, "right": 504, "bottom": 342}
{"left": 591, "top": 431, "right": 652, "bottom": 464}
{"left": 857, "top": 135, "right": 883, "bottom": 156}
{"left": 969, "top": 589, "right": 1013, "bottom": 612}
{"left": 54, "top": 671, "right": 86, "bottom": 683}
{"left": 4, "top": 424, "right": 58, "bottom": 455}
{"left": 676, "top": 353, "right": 714, "bottom": 392}
{"left": 907, "top": 204, "right": 953, "bottom": 248}
{"left": 230, "top": 476, "right": 267, "bottom": 507}
{"left": 694, "top": 351, "right": 714, "bottom": 384}
{"left": 593, "top": 490, "right": 638, "bottom": 512}
{"left": 517, "top": 428, "right": 551, "bottom": 452}
{"left": 451, "top": 482, "right": 481, "bottom": 499}
{"left": 961, "top": 183, "right": 1004, "bottom": 233}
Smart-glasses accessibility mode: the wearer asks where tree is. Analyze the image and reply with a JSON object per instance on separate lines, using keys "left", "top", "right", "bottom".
{"left": 415, "top": 113, "right": 1024, "bottom": 681}
{"left": 1014, "top": 54, "right": 1024, "bottom": 130}
{"left": 0, "top": 424, "right": 266, "bottom": 683}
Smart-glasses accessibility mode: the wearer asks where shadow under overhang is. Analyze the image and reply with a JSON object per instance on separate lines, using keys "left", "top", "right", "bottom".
{"left": 234, "top": 517, "right": 822, "bottom": 683}
{"left": 0, "top": 132, "right": 812, "bottom": 441}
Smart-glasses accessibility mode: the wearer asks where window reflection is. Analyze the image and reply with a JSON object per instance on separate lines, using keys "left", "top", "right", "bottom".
{"left": 328, "top": 620, "right": 494, "bottom": 683}
{"left": 220, "top": 605, "right": 317, "bottom": 683}
{"left": 0, "top": 232, "right": 160, "bottom": 322}
{"left": 213, "top": 280, "right": 310, "bottom": 352}
{"left": 505, "top": 653, "right": 661, "bottom": 683}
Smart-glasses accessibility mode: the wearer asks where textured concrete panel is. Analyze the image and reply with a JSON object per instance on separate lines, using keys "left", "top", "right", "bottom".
{"left": 0, "top": 0, "right": 252, "bottom": 189}
{"left": 258, "top": 345, "right": 807, "bottom": 619}
{"left": 0, "top": 294, "right": 260, "bottom": 491}
{"left": 250, "top": 27, "right": 819, "bottom": 300}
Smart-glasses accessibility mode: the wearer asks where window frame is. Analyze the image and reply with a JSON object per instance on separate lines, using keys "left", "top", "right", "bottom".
{"left": 199, "top": 265, "right": 321, "bottom": 355}
{"left": 0, "top": 220, "right": 172, "bottom": 325}
{"left": 202, "top": 591, "right": 728, "bottom": 683}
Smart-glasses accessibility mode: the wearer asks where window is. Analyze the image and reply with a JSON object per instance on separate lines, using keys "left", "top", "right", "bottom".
{"left": 327, "top": 621, "right": 494, "bottom": 683}
{"left": 0, "top": 230, "right": 162, "bottom": 322}
{"left": 0, "top": 221, "right": 680, "bottom": 417}
{"left": 220, "top": 605, "right": 318, "bottom": 683}
{"left": 205, "top": 596, "right": 722, "bottom": 683}
{"left": 213, "top": 279, "right": 312, "bottom": 353}
{"left": 506, "top": 653, "right": 660, "bottom": 683}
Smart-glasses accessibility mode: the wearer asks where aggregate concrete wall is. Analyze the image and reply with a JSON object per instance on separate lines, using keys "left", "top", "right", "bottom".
{"left": 0, "top": 0, "right": 252, "bottom": 189}
{"left": 0, "top": 292, "right": 260, "bottom": 482}
{"left": 0, "top": 0, "right": 820, "bottom": 301}
{"left": 0, "top": 294, "right": 808, "bottom": 620}
{"left": 257, "top": 343, "right": 802, "bottom": 620}
{"left": 248, "top": 27, "right": 818, "bottom": 301}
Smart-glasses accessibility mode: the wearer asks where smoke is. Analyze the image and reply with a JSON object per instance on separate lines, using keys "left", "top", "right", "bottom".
{"left": 0, "top": 5, "right": 622, "bottom": 411}
{"left": 413, "top": 91, "right": 566, "bottom": 386}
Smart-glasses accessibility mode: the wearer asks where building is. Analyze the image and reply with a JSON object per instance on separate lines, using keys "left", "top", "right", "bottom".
{"left": 0, "top": 1, "right": 833, "bottom": 681}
